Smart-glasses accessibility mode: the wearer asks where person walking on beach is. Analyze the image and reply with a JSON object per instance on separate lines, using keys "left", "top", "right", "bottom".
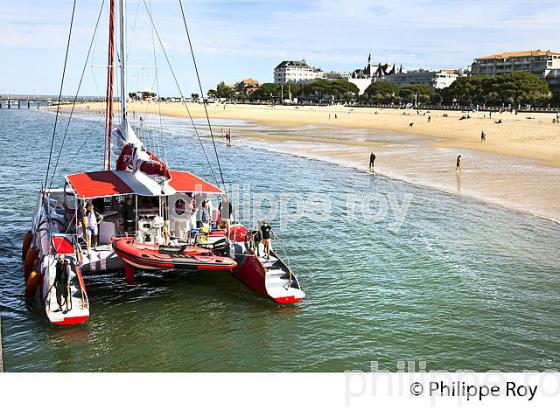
{"left": 428, "top": 115, "right": 431, "bottom": 123}
{"left": 456, "top": 155, "right": 462, "bottom": 172}
{"left": 334, "top": 113, "right": 337, "bottom": 119}
{"left": 226, "top": 129, "right": 232, "bottom": 147}
{"left": 369, "top": 152, "right": 376, "bottom": 172}
{"left": 480, "top": 130, "right": 486, "bottom": 142}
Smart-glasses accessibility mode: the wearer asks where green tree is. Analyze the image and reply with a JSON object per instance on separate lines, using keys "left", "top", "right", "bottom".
{"left": 302, "top": 79, "right": 359, "bottom": 101}
{"left": 445, "top": 73, "right": 550, "bottom": 106}
{"left": 191, "top": 93, "right": 199, "bottom": 101}
{"left": 489, "top": 72, "right": 550, "bottom": 105}
{"left": 399, "top": 84, "right": 435, "bottom": 105}
{"left": 362, "top": 81, "right": 400, "bottom": 104}
{"left": 251, "top": 83, "right": 280, "bottom": 100}
{"left": 281, "top": 82, "right": 302, "bottom": 98}
{"left": 215, "top": 81, "right": 236, "bottom": 99}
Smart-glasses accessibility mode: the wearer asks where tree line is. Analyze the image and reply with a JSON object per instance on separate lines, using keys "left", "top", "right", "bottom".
{"left": 362, "top": 72, "right": 553, "bottom": 107}
{"left": 205, "top": 72, "right": 556, "bottom": 107}
{"left": 207, "top": 79, "right": 359, "bottom": 103}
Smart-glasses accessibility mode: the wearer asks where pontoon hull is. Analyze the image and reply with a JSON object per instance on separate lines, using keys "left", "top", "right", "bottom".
{"left": 233, "top": 251, "right": 305, "bottom": 304}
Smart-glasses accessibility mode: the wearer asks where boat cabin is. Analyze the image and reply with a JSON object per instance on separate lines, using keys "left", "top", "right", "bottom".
{"left": 42, "top": 168, "right": 226, "bottom": 273}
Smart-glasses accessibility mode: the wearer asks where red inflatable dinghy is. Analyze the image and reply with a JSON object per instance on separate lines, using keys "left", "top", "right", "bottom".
{"left": 112, "top": 237, "right": 237, "bottom": 271}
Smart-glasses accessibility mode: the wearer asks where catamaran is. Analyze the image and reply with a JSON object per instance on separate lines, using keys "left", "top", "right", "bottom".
{"left": 22, "top": 0, "right": 304, "bottom": 326}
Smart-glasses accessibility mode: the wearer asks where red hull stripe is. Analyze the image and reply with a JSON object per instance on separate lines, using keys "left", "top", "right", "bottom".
{"left": 274, "top": 296, "right": 303, "bottom": 304}
{"left": 53, "top": 315, "right": 89, "bottom": 326}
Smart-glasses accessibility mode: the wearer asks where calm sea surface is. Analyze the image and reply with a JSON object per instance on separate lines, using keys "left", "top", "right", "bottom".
{"left": 1, "top": 109, "right": 559, "bottom": 372}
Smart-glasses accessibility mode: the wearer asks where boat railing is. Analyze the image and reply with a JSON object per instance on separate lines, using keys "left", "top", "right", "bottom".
{"left": 271, "top": 232, "right": 294, "bottom": 290}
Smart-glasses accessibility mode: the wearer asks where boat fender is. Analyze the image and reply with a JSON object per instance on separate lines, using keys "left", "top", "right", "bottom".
{"left": 25, "top": 270, "right": 40, "bottom": 299}
{"left": 21, "top": 230, "right": 33, "bottom": 260}
{"left": 24, "top": 247, "right": 39, "bottom": 280}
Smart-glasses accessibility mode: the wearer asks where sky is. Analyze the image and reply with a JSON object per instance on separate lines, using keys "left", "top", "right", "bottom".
{"left": 1, "top": 0, "right": 560, "bottom": 97}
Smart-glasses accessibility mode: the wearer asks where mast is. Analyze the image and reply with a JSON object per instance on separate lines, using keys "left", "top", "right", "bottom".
{"left": 119, "top": 0, "right": 127, "bottom": 126}
{"left": 104, "top": 0, "right": 116, "bottom": 170}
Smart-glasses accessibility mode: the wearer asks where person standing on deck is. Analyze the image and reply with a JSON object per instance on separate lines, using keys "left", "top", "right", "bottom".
{"left": 198, "top": 199, "right": 211, "bottom": 228}
{"left": 260, "top": 220, "right": 273, "bottom": 259}
{"left": 218, "top": 195, "right": 234, "bottom": 236}
{"left": 53, "top": 256, "right": 71, "bottom": 313}
{"left": 369, "top": 152, "right": 376, "bottom": 172}
{"left": 85, "top": 202, "right": 103, "bottom": 253}
{"left": 120, "top": 197, "right": 135, "bottom": 236}
{"left": 252, "top": 222, "right": 262, "bottom": 256}
{"left": 77, "top": 201, "right": 87, "bottom": 239}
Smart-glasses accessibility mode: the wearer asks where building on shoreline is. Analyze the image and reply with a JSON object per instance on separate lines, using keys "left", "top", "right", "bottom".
{"left": 235, "top": 78, "right": 261, "bottom": 96}
{"left": 384, "top": 69, "right": 459, "bottom": 89}
{"left": 471, "top": 50, "right": 560, "bottom": 78}
{"left": 274, "top": 60, "right": 323, "bottom": 84}
{"left": 348, "top": 53, "right": 402, "bottom": 94}
{"left": 471, "top": 50, "right": 560, "bottom": 97}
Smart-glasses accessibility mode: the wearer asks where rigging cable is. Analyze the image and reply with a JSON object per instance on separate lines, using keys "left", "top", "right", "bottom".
{"left": 141, "top": 0, "right": 220, "bottom": 188}
{"left": 49, "top": 0, "right": 106, "bottom": 188}
{"left": 178, "top": 0, "right": 226, "bottom": 190}
{"left": 149, "top": 0, "right": 168, "bottom": 165}
{"left": 43, "top": 0, "right": 77, "bottom": 189}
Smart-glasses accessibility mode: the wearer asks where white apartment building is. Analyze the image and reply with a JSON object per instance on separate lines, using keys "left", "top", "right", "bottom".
{"left": 274, "top": 60, "right": 323, "bottom": 84}
{"left": 384, "top": 69, "right": 459, "bottom": 89}
{"left": 471, "top": 50, "right": 560, "bottom": 78}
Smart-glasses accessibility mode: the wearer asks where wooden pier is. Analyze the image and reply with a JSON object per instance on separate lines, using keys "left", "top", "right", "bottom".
{"left": 0, "top": 95, "right": 104, "bottom": 110}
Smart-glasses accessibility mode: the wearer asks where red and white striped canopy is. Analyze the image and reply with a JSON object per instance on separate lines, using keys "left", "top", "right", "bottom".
{"left": 66, "top": 169, "right": 222, "bottom": 199}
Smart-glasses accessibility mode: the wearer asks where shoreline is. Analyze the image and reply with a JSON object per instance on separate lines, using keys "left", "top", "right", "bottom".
{"left": 68, "top": 101, "right": 560, "bottom": 167}
{"left": 59, "top": 103, "right": 560, "bottom": 223}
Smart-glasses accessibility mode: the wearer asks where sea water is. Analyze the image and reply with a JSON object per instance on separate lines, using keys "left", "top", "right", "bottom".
{"left": 0, "top": 109, "right": 559, "bottom": 371}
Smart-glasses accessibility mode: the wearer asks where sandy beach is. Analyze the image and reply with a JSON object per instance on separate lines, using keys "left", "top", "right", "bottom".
{"left": 67, "top": 102, "right": 560, "bottom": 222}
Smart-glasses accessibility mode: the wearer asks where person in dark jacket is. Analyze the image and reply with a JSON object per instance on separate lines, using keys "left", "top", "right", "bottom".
{"left": 120, "top": 197, "right": 135, "bottom": 235}
{"left": 218, "top": 195, "right": 234, "bottom": 236}
{"left": 369, "top": 152, "right": 376, "bottom": 172}
{"left": 260, "top": 220, "right": 273, "bottom": 259}
{"left": 54, "top": 256, "right": 72, "bottom": 313}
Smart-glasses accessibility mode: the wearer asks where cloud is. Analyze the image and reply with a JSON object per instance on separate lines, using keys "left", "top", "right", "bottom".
{"left": 1, "top": 0, "right": 559, "bottom": 95}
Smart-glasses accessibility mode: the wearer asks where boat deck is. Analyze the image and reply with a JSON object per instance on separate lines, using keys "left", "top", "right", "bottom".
{"left": 80, "top": 244, "right": 124, "bottom": 273}
{"left": 256, "top": 244, "right": 301, "bottom": 296}
{"left": 45, "top": 263, "right": 89, "bottom": 324}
